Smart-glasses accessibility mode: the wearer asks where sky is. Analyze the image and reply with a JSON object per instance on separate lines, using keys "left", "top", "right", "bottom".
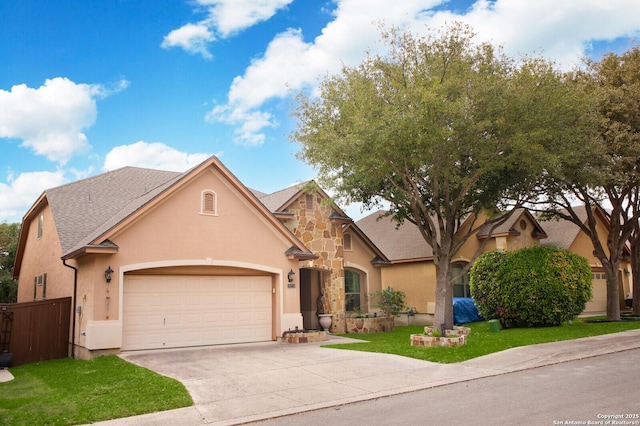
{"left": 1, "top": 0, "right": 640, "bottom": 224}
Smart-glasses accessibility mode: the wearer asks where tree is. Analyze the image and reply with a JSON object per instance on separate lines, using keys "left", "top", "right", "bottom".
{"left": 537, "top": 46, "right": 640, "bottom": 320}
{"left": 597, "top": 47, "right": 640, "bottom": 317}
{"left": 0, "top": 222, "right": 20, "bottom": 303}
{"left": 291, "top": 23, "right": 588, "bottom": 331}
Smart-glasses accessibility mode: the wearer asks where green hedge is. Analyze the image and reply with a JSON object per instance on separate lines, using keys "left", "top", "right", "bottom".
{"left": 469, "top": 246, "right": 592, "bottom": 327}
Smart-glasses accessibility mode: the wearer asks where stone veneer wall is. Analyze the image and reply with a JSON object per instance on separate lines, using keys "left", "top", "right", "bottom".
{"left": 284, "top": 191, "right": 346, "bottom": 333}
{"left": 345, "top": 316, "right": 394, "bottom": 334}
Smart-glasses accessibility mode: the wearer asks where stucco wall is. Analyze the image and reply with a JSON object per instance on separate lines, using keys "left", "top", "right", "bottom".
{"left": 17, "top": 204, "right": 73, "bottom": 303}
{"left": 381, "top": 260, "right": 436, "bottom": 314}
{"left": 344, "top": 231, "right": 384, "bottom": 313}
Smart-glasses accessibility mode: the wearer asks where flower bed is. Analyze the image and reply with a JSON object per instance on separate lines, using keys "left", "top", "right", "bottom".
{"left": 345, "top": 316, "right": 394, "bottom": 334}
{"left": 410, "top": 326, "right": 470, "bottom": 347}
{"left": 284, "top": 331, "right": 327, "bottom": 344}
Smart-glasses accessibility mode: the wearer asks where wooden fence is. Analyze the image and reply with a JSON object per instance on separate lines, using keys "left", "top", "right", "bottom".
{"left": 0, "top": 297, "right": 71, "bottom": 367}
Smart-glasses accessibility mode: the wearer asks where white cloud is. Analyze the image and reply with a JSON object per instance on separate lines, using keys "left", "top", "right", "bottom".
{"left": 0, "top": 77, "right": 128, "bottom": 165}
{"left": 0, "top": 170, "right": 66, "bottom": 223}
{"left": 103, "top": 141, "right": 212, "bottom": 172}
{"left": 210, "top": 0, "right": 640, "bottom": 146}
{"left": 161, "top": 23, "right": 216, "bottom": 59}
{"left": 162, "top": 0, "right": 293, "bottom": 59}
{"left": 203, "top": 0, "right": 294, "bottom": 37}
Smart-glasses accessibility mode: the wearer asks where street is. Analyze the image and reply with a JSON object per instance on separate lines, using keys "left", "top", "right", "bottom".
{"left": 252, "top": 348, "right": 640, "bottom": 426}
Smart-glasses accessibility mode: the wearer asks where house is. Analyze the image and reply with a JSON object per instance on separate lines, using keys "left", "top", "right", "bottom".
{"left": 357, "top": 206, "right": 632, "bottom": 322}
{"left": 13, "top": 156, "right": 388, "bottom": 359}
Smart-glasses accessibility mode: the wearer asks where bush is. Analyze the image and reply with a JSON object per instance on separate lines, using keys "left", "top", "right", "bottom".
{"left": 369, "top": 286, "right": 406, "bottom": 317}
{"left": 470, "top": 246, "right": 592, "bottom": 327}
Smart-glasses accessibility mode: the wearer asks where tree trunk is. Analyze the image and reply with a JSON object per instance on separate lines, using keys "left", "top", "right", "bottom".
{"left": 632, "top": 232, "right": 640, "bottom": 315}
{"left": 433, "top": 261, "right": 454, "bottom": 334}
{"left": 603, "top": 262, "right": 621, "bottom": 321}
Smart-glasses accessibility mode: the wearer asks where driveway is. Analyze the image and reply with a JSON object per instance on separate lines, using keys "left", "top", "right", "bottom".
{"left": 116, "top": 335, "right": 492, "bottom": 425}
{"left": 112, "top": 330, "right": 640, "bottom": 426}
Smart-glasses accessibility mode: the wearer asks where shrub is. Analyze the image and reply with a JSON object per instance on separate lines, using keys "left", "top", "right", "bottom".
{"left": 470, "top": 246, "right": 592, "bottom": 327}
{"left": 369, "top": 286, "right": 407, "bottom": 317}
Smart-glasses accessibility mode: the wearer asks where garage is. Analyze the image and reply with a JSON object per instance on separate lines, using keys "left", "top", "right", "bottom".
{"left": 122, "top": 275, "right": 273, "bottom": 351}
{"left": 585, "top": 272, "right": 607, "bottom": 314}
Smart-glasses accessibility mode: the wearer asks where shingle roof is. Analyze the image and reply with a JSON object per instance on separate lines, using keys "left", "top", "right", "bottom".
{"left": 47, "top": 167, "right": 181, "bottom": 255}
{"left": 356, "top": 210, "right": 433, "bottom": 261}
{"left": 537, "top": 205, "right": 588, "bottom": 249}
{"left": 255, "top": 182, "right": 310, "bottom": 212}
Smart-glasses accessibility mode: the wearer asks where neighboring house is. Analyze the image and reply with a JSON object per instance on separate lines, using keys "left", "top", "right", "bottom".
{"left": 357, "top": 206, "right": 632, "bottom": 319}
{"left": 536, "top": 205, "right": 632, "bottom": 314}
{"left": 13, "top": 156, "right": 388, "bottom": 359}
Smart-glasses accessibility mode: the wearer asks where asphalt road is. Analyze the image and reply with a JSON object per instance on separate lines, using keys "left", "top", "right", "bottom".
{"left": 252, "top": 348, "right": 640, "bottom": 426}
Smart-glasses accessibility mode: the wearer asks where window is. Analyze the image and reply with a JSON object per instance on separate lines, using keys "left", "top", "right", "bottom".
{"left": 37, "top": 213, "right": 44, "bottom": 239}
{"left": 306, "top": 193, "right": 313, "bottom": 210}
{"left": 33, "top": 273, "right": 47, "bottom": 300}
{"left": 343, "top": 233, "right": 352, "bottom": 251}
{"left": 452, "top": 264, "right": 471, "bottom": 298}
{"left": 345, "top": 270, "right": 361, "bottom": 311}
{"left": 200, "top": 190, "right": 217, "bottom": 215}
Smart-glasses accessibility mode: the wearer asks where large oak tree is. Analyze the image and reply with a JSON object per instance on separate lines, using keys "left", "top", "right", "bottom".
{"left": 291, "top": 24, "right": 591, "bottom": 331}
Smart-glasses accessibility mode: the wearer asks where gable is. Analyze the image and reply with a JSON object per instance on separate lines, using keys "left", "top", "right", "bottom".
{"left": 13, "top": 156, "right": 310, "bottom": 261}
{"left": 105, "top": 167, "right": 303, "bottom": 265}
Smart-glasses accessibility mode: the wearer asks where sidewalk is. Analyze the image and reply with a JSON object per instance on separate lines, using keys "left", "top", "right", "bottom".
{"left": 89, "top": 329, "right": 640, "bottom": 426}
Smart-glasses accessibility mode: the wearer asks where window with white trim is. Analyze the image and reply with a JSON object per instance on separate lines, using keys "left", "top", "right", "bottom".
{"left": 200, "top": 190, "right": 218, "bottom": 215}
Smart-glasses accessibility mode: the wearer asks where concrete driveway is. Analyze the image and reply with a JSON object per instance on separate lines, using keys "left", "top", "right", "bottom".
{"left": 109, "top": 330, "right": 640, "bottom": 426}
{"left": 115, "top": 335, "right": 492, "bottom": 425}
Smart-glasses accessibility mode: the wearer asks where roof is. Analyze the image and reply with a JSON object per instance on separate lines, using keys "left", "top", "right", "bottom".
{"left": 537, "top": 207, "right": 585, "bottom": 249}
{"left": 256, "top": 183, "right": 308, "bottom": 212}
{"left": 46, "top": 166, "right": 182, "bottom": 254}
{"left": 14, "top": 156, "right": 315, "bottom": 271}
{"left": 356, "top": 210, "right": 433, "bottom": 262}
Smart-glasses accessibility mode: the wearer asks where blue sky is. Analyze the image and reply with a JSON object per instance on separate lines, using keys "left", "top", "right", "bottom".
{"left": 1, "top": 0, "right": 640, "bottom": 224}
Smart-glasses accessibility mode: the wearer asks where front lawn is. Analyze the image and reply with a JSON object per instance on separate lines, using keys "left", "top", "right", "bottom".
{"left": 326, "top": 318, "right": 640, "bottom": 363}
{"left": 0, "top": 355, "right": 192, "bottom": 426}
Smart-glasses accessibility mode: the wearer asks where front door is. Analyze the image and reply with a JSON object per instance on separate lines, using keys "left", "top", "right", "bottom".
{"left": 300, "top": 268, "right": 323, "bottom": 330}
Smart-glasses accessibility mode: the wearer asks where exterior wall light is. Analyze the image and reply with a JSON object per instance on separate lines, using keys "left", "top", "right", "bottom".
{"left": 287, "top": 269, "right": 295, "bottom": 283}
{"left": 105, "top": 266, "right": 114, "bottom": 283}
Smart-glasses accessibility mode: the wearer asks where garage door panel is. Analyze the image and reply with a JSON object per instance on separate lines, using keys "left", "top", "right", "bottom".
{"left": 585, "top": 274, "right": 607, "bottom": 313}
{"left": 123, "top": 275, "right": 273, "bottom": 350}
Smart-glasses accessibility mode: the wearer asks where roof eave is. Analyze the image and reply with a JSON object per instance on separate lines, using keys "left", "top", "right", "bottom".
{"left": 62, "top": 244, "right": 119, "bottom": 261}
{"left": 285, "top": 246, "right": 319, "bottom": 260}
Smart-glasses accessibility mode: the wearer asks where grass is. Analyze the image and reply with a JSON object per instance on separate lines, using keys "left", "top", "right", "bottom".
{"left": 325, "top": 318, "right": 640, "bottom": 364}
{"left": 0, "top": 355, "right": 192, "bottom": 426}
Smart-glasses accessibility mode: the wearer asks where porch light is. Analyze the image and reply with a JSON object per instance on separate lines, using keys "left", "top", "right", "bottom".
{"left": 105, "top": 266, "right": 114, "bottom": 283}
{"left": 288, "top": 269, "right": 295, "bottom": 283}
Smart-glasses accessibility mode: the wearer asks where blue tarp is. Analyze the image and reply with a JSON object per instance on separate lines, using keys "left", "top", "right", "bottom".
{"left": 453, "top": 297, "right": 483, "bottom": 325}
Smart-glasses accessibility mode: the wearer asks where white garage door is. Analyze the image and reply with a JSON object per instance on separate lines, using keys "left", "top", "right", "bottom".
{"left": 123, "top": 275, "right": 273, "bottom": 351}
{"left": 584, "top": 272, "right": 607, "bottom": 314}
